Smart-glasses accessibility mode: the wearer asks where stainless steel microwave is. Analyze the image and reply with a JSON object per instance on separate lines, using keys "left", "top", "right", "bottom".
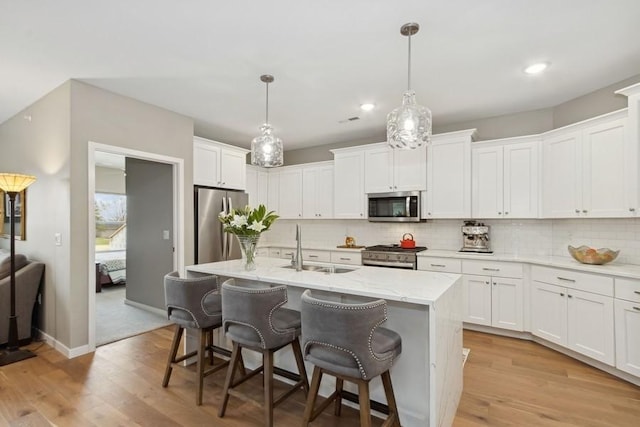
{"left": 367, "top": 191, "right": 422, "bottom": 222}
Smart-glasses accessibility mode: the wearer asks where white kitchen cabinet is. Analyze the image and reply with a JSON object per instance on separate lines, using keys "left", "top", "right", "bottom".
{"left": 417, "top": 257, "right": 462, "bottom": 274}
{"left": 364, "top": 143, "right": 426, "bottom": 193}
{"left": 278, "top": 167, "right": 303, "bottom": 219}
{"left": 616, "top": 83, "right": 640, "bottom": 216}
{"left": 246, "top": 165, "right": 269, "bottom": 208}
{"left": 331, "top": 148, "right": 366, "bottom": 219}
{"left": 193, "top": 137, "right": 248, "bottom": 190}
{"left": 330, "top": 251, "right": 362, "bottom": 266}
{"left": 531, "top": 266, "right": 615, "bottom": 365}
{"left": 472, "top": 136, "right": 539, "bottom": 219}
{"left": 461, "top": 260, "right": 524, "bottom": 331}
{"left": 268, "top": 247, "right": 283, "bottom": 258}
{"left": 614, "top": 277, "right": 640, "bottom": 376}
{"left": 303, "top": 249, "right": 331, "bottom": 263}
{"left": 542, "top": 110, "right": 631, "bottom": 218}
{"left": 426, "top": 129, "right": 476, "bottom": 218}
{"left": 302, "top": 162, "right": 333, "bottom": 219}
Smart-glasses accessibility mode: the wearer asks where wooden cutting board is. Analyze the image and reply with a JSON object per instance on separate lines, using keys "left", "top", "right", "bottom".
{"left": 336, "top": 245, "right": 366, "bottom": 249}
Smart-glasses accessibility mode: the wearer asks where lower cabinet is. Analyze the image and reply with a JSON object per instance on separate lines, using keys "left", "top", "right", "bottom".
{"left": 615, "top": 278, "right": 640, "bottom": 376}
{"left": 461, "top": 260, "right": 524, "bottom": 331}
{"left": 531, "top": 266, "right": 615, "bottom": 366}
{"left": 330, "top": 251, "right": 362, "bottom": 266}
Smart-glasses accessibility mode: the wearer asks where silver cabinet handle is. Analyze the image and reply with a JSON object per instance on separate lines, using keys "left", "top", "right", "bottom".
{"left": 339, "top": 257, "right": 350, "bottom": 261}
{"left": 634, "top": 291, "right": 640, "bottom": 295}
{"left": 308, "top": 255, "right": 318, "bottom": 258}
{"left": 634, "top": 307, "right": 640, "bottom": 311}
{"left": 492, "top": 282, "right": 496, "bottom": 286}
{"left": 483, "top": 268, "right": 500, "bottom": 271}
{"left": 485, "top": 281, "right": 489, "bottom": 285}
{"left": 430, "top": 264, "right": 446, "bottom": 267}
{"left": 630, "top": 208, "right": 636, "bottom": 212}
{"left": 568, "top": 294, "right": 573, "bottom": 298}
{"left": 575, "top": 209, "right": 580, "bottom": 213}
{"left": 582, "top": 209, "right": 588, "bottom": 213}
{"left": 498, "top": 212, "right": 502, "bottom": 215}
{"left": 505, "top": 211, "right": 509, "bottom": 215}
{"left": 560, "top": 293, "right": 565, "bottom": 297}
{"left": 557, "top": 277, "right": 576, "bottom": 283}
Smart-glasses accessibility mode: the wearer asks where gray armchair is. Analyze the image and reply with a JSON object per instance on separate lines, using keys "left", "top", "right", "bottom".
{"left": 0, "top": 255, "right": 45, "bottom": 345}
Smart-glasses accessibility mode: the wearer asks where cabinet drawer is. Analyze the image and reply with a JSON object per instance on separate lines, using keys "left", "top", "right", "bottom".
{"left": 615, "top": 277, "right": 640, "bottom": 303}
{"left": 462, "top": 260, "right": 523, "bottom": 278}
{"left": 268, "top": 248, "right": 282, "bottom": 258}
{"left": 280, "top": 248, "right": 296, "bottom": 260}
{"left": 330, "top": 251, "right": 362, "bottom": 266}
{"left": 417, "top": 257, "right": 462, "bottom": 273}
{"left": 531, "top": 265, "right": 613, "bottom": 297}
{"left": 303, "top": 250, "right": 331, "bottom": 263}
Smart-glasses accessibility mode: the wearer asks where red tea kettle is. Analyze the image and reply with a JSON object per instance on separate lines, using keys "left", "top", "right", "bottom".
{"left": 400, "top": 233, "right": 416, "bottom": 249}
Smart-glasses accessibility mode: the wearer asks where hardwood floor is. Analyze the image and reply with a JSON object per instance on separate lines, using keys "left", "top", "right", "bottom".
{"left": 0, "top": 327, "right": 638, "bottom": 426}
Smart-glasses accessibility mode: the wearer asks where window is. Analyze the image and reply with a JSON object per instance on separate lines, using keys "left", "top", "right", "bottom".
{"left": 95, "top": 193, "right": 127, "bottom": 252}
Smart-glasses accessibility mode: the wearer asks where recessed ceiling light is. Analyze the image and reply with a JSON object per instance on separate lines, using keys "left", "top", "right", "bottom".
{"left": 360, "top": 103, "right": 375, "bottom": 111}
{"left": 524, "top": 62, "right": 549, "bottom": 74}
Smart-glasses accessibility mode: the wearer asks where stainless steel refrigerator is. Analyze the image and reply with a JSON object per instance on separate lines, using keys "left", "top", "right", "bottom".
{"left": 195, "top": 186, "right": 249, "bottom": 264}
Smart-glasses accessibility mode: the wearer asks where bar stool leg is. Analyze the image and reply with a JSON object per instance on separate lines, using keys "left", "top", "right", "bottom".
{"left": 302, "top": 366, "right": 323, "bottom": 425}
{"left": 357, "top": 379, "right": 372, "bottom": 427}
{"left": 263, "top": 349, "right": 274, "bottom": 427}
{"left": 162, "top": 325, "right": 183, "bottom": 387}
{"left": 219, "top": 341, "right": 242, "bottom": 417}
{"left": 196, "top": 328, "right": 207, "bottom": 405}
{"left": 334, "top": 377, "right": 344, "bottom": 416}
{"left": 291, "top": 338, "right": 309, "bottom": 394}
{"left": 381, "top": 370, "right": 401, "bottom": 427}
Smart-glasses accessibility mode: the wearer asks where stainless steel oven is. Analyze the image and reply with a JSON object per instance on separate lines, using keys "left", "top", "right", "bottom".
{"left": 367, "top": 191, "right": 422, "bottom": 222}
{"left": 361, "top": 245, "right": 427, "bottom": 269}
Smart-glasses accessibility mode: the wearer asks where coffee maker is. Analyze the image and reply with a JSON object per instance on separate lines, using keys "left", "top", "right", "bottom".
{"left": 459, "top": 220, "right": 492, "bottom": 253}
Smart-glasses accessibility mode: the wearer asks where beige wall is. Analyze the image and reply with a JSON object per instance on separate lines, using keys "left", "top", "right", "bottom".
{"left": 95, "top": 166, "right": 125, "bottom": 194}
{"left": 0, "top": 81, "right": 72, "bottom": 348}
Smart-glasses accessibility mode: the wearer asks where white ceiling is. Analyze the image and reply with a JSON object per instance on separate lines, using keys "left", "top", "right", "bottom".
{"left": 2, "top": 1, "right": 640, "bottom": 151}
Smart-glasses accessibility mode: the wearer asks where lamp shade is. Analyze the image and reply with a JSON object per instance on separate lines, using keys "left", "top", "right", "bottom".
{"left": 0, "top": 173, "right": 36, "bottom": 192}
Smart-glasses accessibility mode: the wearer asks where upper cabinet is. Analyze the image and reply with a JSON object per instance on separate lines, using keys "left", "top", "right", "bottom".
{"left": 302, "top": 162, "right": 334, "bottom": 219}
{"left": 541, "top": 110, "right": 631, "bottom": 218}
{"left": 426, "top": 129, "right": 476, "bottom": 218}
{"left": 616, "top": 82, "right": 640, "bottom": 216}
{"left": 246, "top": 165, "right": 268, "bottom": 208}
{"left": 472, "top": 136, "right": 540, "bottom": 219}
{"left": 331, "top": 147, "right": 366, "bottom": 219}
{"left": 193, "top": 137, "right": 249, "bottom": 190}
{"left": 277, "top": 167, "right": 304, "bottom": 219}
{"left": 364, "top": 143, "right": 426, "bottom": 193}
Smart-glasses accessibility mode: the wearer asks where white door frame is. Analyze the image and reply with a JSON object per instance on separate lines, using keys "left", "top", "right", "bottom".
{"left": 87, "top": 141, "right": 185, "bottom": 351}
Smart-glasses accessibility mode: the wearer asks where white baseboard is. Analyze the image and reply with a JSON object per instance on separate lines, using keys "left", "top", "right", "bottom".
{"left": 38, "top": 330, "right": 92, "bottom": 359}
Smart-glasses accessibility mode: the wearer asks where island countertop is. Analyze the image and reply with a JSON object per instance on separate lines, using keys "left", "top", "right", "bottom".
{"left": 186, "top": 257, "right": 461, "bottom": 306}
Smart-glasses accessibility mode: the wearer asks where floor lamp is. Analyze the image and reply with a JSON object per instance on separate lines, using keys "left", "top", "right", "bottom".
{"left": 0, "top": 173, "right": 36, "bottom": 366}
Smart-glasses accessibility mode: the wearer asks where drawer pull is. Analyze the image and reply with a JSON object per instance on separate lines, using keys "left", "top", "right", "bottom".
{"left": 308, "top": 255, "right": 319, "bottom": 258}
{"left": 634, "top": 291, "right": 640, "bottom": 295}
{"left": 430, "top": 264, "right": 446, "bottom": 267}
{"left": 339, "top": 257, "right": 350, "bottom": 261}
{"left": 483, "top": 268, "right": 500, "bottom": 272}
{"left": 557, "top": 277, "right": 576, "bottom": 283}
{"left": 633, "top": 307, "right": 640, "bottom": 311}
{"left": 568, "top": 294, "right": 573, "bottom": 298}
{"left": 560, "top": 293, "right": 565, "bottom": 297}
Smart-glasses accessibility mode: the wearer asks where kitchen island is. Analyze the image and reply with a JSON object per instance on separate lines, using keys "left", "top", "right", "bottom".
{"left": 187, "top": 257, "right": 463, "bottom": 427}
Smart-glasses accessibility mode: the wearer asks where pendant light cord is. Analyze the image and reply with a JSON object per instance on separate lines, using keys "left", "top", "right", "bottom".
{"left": 265, "top": 81, "right": 269, "bottom": 124}
{"left": 407, "top": 33, "right": 412, "bottom": 91}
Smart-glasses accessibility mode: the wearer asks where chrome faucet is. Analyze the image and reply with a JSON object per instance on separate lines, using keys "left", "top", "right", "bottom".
{"left": 293, "top": 224, "right": 303, "bottom": 271}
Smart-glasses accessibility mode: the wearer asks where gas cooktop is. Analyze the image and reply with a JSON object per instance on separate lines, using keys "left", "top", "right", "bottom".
{"left": 364, "top": 244, "right": 427, "bottom": 253}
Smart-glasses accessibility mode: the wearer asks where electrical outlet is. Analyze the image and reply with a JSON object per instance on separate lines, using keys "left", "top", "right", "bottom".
{"left": 54, "top": 233, "right": 62, "bottom": 246}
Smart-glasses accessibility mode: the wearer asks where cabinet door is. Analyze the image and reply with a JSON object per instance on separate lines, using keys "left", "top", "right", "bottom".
{"left": 333, "top": 151, "right": 366, "bottom": 219}
{"left": 472, "top": 145, "right": 503, "bottom": 219}
{"left": 504, "top": 141, "right": 539, "bottom": 218}
{"left": 582, "top": 118, "right": 628, "bottom": 217}
{"left": 302, "top": 167, "right": 319, "bottom": 219}
{"left": 542, "top": 131, "right": 582, "bottom": 218}
{"left": 531, "top": 281, "right": 567, "bottom": 345}
{"left": 315, "top": 166, "right": 334, "bottom": 218}
{"left": 427, "top": 135, "right": 471, "bottom": 218}
{"left": 567, "top": 289, "right": 614, "bottom": 365}
{"left": 364, "top": 146, "right": 393, "bottom": 193}
{"left": 193, "top": 141, "right": 221, "bottom": 187}
{"left": 267, "top": 171, "right": 280, "bottom": 213}
{"left": 462, "top": 275, "right": 492, "bottom": 326}
{"left": 491, "top": 277, "right": 523, "bottom": 331}
{"left": 219, "top": 148, "right": 246, "bottom": 190}
{"left": 615, "top": 299, "right": 640, "bottom": 376}
{"left": 393, "top": 146, "right": 427, "bottom": 191}
{"left": 278, "top": 168, "right": 303, "bottom": 219}
{"left": 246, "top": 167, "right": 268, "bottom": 208}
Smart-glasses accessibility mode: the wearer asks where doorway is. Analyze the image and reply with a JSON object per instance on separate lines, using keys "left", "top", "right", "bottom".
{"left": 88, "top": 142, "right": 185, "bottom": 351}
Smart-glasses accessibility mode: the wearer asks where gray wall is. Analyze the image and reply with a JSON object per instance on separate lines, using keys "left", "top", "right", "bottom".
{"left": 284, "top": 73, "right": 640, "bottom": 165}
{"left": 125, "top": 158, "right": 174, "bottom": 310}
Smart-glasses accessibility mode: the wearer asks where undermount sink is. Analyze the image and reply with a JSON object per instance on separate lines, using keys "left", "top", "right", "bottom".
{"left": 281, "top": 264, "right": 356, "bottom": 274}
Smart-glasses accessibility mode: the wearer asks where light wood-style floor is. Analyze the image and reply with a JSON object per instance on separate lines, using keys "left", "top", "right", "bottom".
{"left": 1, "top": 327, "right": 638, "bottom": 426}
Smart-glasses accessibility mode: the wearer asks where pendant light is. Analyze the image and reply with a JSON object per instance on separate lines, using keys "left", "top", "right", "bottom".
{"left": 387, "top": 23, "right": 432, "bottom": 149}
{"left": 251, "top": 74, "right": 284, "bottom": 167}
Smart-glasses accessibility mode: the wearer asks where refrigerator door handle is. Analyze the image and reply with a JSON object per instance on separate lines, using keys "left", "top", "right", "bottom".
{"left": 227, "top": 196, "right": 234, "bottom": 259}
{"left": 221, "top": 196, "right": 228, "bottom": 259}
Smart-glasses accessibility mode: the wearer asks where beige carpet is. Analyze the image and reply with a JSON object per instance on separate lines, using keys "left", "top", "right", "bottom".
{"left": 96, "top": 286, "right": 171, "bottom": 346}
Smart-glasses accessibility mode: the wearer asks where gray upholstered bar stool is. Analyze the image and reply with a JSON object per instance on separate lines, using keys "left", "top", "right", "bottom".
{"left": 162, "top": 271, "right": 231, "bottom": 405}
{"left": 218, "top": 279, "right": 309, "bottom": 427}
{"left": 300, "top": 290, "right": 402, "bottom": 427}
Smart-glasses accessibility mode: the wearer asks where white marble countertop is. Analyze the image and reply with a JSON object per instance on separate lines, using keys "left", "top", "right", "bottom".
{"left": 417, "top": 249, "right": 640, "bottom": 279}
{"left": 187, "top": 257, "right": 460, "bottom": 306}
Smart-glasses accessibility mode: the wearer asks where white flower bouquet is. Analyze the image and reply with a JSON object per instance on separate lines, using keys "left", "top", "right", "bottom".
{"left": 218, "top": 204, "right": 278, "bottom": 237}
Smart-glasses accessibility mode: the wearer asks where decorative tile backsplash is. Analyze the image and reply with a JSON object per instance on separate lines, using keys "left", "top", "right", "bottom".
{"left": 263, "top": 218, "right": 640, "bottom": 265}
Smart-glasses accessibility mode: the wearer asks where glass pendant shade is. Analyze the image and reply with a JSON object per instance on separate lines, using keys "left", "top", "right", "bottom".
{"left": 0, "top": 173, "right": 36, "bottom": 192}
{"left": 251, "top": 124, "right": 283, "bottom": 167}
{"left": 387, "top": 90, "right": 432, "bottom": 149}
